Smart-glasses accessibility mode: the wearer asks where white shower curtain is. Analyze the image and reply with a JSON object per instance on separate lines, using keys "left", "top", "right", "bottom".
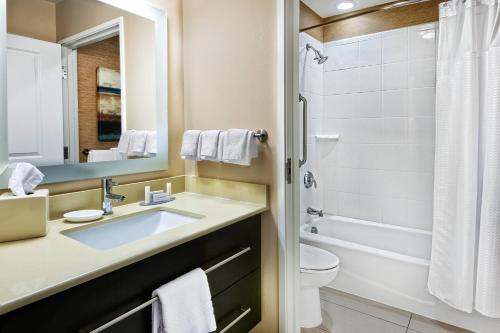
{"left": 428, "top": 0, "right": 500, "bottom": 318}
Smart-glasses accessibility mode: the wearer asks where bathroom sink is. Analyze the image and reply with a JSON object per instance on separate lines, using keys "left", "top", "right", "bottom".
{"left": 63, "top": 210, "right": 200, "bottom": 250}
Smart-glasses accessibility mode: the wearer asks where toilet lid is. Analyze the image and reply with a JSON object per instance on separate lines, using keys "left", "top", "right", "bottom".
{"left": 300, "top": 243, "right": 339, "bottom": 271}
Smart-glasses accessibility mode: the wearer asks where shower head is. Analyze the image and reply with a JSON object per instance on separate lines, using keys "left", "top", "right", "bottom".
{"left": 306, "top": 43, "right": 328, "bottom": 65}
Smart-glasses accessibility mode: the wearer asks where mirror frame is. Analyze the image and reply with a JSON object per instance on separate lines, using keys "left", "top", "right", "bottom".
{"left": 0, "top": 0, "right": 168, "bottom": 187}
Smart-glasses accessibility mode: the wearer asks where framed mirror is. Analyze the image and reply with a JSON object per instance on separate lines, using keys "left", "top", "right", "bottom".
{"left": 0, "top": 0, "right": 167, "bottom": 186}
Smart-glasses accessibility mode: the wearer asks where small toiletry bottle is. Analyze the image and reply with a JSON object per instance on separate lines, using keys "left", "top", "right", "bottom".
{"left": 144, "top": 186, "right": 151, "bottom": 205}
{"left": 166, "top": 183, "right": 172, "bottom": 196}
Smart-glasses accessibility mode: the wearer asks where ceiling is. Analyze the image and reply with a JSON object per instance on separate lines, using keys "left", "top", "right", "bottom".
{"left": 302, "top": 0, "right": 396, "bottom": 18}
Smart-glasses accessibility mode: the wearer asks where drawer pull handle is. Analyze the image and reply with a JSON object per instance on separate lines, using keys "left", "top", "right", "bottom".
{"left": 219, "top": 307, "right": 252, "bottom": 333}
{"left": 83, "top": 246, "right": 252, "bottom": 333}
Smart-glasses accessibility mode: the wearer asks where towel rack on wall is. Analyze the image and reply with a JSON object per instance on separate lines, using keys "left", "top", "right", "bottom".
{"left": 253, "top": 129, "right": 268, "bottom": 143}
{"left": 85, "top": 247, "right": 252, "bottom": 333}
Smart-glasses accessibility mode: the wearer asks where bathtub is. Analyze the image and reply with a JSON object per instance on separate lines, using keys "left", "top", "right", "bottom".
{"left": 300, "top": 215, "right": 500, "bottom": 333}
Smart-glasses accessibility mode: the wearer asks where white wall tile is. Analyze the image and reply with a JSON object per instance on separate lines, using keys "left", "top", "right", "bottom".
{"left": 309, "top": 25, "right": 436, "bottom": 231}
{"left": 324, "top": 94, "right": 359, "bottom": 119}
{"left": 306, "top": 67, "right": 324, "bottom": 95}
{"left": 406, "top": 199, "right": 433, "bottom": 230}
{"left": 329, "top": 167, "right": 360, "bottom": 193}
{"left": 309, "top": 93, "right": 324, "bottom": 119}
{"left": 381, "top": 171, "right": 410, "bottom": 198}
{"left": 338, "top": 143, "right": 359, "bottom": 168}
{"left": 358, "top": 92, "right": 382, "bottom": 117}
{"left": 379, "top": 117, "right": 408, "bottom": 143}
{"left": 407, "top": 171, "right": 433, "bottom": 201}
{"left": 409, "top": 88, "right": 435, "bottom": 117}
{"left": 359, "top": 169, "right": 385, "bottom": 195}
{"left": 359, "top": 37, "right": 382, "bottom": 67}
{"left": 382, "top": 197, "right": 409, "bottom": 226}
{"left": 358, "top": 194, "right": 383, "bottom": 222}
{"left": 408, "top": 117, "right": 435, "bottom": 145}
{"left": 336, "top": 192, "right": 360, "bottom": 217}
{"left": 409, "top": 58, "right": 436, "bottom": 88}
{"left": 359, "top": 65, "right": 381, "bottom": 92}
{"left": 382, "top": 90, "right": 408, "bottom": 117}
{"left": 383, "top": 62, "right": 408, "bottom": 90}
{"left": 409, "top": 23, "right": 436, "bottom": 61}
{"left": 324, "top": 190, "right": 339, "bottom": 214}
{"left": 407, "top": 144, "right": 435, "bottom": 172}
{"left": 325, "top": 42, "right": 359, "bottom": 71}
{"left": 324, "top": 68, "right": 359, "bottom": 95}
{"left": 382, "top": 28, "right": 408, "bottom": 64}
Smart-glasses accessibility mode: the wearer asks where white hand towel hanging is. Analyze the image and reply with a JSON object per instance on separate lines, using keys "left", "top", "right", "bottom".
{"left": 117, "top": 130, "right": 134, "bottom": 154}
{"left": 221, "top": 129, "right": 258, "bottom": 166}
{"left": 152, "top": 268, "right": 216, "bottom": 333}
{"left": 8, "top": 163, "right": 45, "bottom": 196}
{"left": 181, "top": 130, "right": 202, "bottom": 161}
{"left": 200, "top": 130, "right": 221, "bottom": 162}
{"left": 130, "top": 131, "right": 148, "bottom": 156}
{"left": 144, "top": 131, "right": 157, "bottom": 156}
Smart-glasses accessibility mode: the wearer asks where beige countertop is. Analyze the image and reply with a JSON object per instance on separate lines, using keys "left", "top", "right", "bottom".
{"left": 0, "top": 192, "right": 267, "bottom": 315}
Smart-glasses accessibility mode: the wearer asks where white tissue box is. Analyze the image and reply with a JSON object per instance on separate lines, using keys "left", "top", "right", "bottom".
{"left": 0, "top": 189, "right": 49, "bottom": 243}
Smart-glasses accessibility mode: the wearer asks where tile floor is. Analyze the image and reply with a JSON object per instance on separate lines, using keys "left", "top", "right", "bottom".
{"left": 300, "top": 289, "right": 473, "bottom": 333}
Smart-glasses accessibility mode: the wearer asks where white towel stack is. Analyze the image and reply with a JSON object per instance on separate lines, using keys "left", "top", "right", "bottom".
{"left": 221, "top": 129, "right": 257, "bottom": 166}
{"left": 117, "top": 130, "right": 157, "bottom": 157}
{"left": 181, "top": 130, "right": 202, "bottom": 160}
{"left": 152, "top": 268, "right": 217, "bottom": 333}
{"left": 199, "top": 130, "right": 221, "bottom": 161}
{"left": 180, "top": 129, "right": 258, "bottom": 166}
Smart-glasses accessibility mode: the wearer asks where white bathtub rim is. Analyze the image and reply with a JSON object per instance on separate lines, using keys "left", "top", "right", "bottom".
{"left": 300, "top": 226, "right": 430, "bottom": 267}
{"left": 307, "top": 214, "right": 432, "bottom": 236}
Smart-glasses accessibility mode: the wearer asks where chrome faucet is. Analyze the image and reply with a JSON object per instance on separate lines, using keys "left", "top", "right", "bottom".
{"left": 102, "top": 177, "right": 126, "bottom": 215}
{"left": 307, "top": 207, "right": 324, "bottom": 217}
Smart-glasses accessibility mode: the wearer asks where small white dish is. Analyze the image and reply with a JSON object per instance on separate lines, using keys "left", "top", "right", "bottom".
{"left": 64, "top": 210, "right": 104, "bottom": 223}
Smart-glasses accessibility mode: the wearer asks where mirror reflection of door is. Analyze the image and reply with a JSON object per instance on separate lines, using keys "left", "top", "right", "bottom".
{"left": 7, "top": 34, "right": 64, "bottom": 166}
{"left": 6, "top": 0, "right": 158, "bottom": 167}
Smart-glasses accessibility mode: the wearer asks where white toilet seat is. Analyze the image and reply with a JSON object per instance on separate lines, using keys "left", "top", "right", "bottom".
{"left": 300, "top": 243, "right": 339, "bottom": 272}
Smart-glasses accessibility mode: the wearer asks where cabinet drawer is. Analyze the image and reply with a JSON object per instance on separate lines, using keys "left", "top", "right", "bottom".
{"left": 213, "top": 269, "right": 261, "bottom": 333}
{"left": 0, "top": 215, "right": 261, "bottom": 333}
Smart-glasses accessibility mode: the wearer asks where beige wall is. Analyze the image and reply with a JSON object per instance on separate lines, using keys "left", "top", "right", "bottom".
{"left": 56, "top": 0, "right": 156, "bottom": 131}
{"left": 182, "top": 0, "right": 278, "bottom": 332}
{"left": 7, "top": 0, "right": 57, "bottom": 42}
{"left": 37, "top": 0, "right": 185, "bottom": 195}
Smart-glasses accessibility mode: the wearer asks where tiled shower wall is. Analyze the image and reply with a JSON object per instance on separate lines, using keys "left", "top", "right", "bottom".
{"left": 300, "top": 23, "right": 436, "bottom": 231}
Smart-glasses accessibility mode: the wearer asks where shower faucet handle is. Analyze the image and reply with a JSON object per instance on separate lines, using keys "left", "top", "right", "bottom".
{"left": 304, "top": 171, "right": 317, "bottom": 189}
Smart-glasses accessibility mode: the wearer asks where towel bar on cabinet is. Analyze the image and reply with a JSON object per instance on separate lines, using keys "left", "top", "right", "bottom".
{"left": 84, "top": 246, "right": 252, "bottom": 333}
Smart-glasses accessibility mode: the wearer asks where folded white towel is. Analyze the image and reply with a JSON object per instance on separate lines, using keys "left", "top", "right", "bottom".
{"left": 8, "top": 163, "right": 45, "bottom": 196}
{"left": 117, "top": 130, "right": 135, "bottom": 154}
{"left": 130, "top": 131, "right": 148, "bottom": 156}
{"left": 144, "top": 131, "right": 157, "bottom": 156}
{"left": 181, "top": 130, "right": 202, "bottom": 160}
{"left": 152, "top": 268, "right": 216, "bottom": 333}
{"left": 221, "top": 129, "right": 258, "bottom": 166}
{"left": 200, "top": 130, "right": 221, "bottom": 161}
{"left": 87, "top": 149, "right": 122, "bottom": 163}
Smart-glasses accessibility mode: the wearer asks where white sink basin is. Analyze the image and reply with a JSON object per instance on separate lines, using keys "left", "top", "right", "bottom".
{"left": 63, "top": 210, "right": 200, "bottom": 250}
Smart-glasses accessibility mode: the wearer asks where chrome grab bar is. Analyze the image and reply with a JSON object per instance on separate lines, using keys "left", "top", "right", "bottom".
{"left": 85, "top": 247, "right": 252, "bottom": 333}
{"left": 299, "top": 94, "right": 308, "bottom": 167}
{"left": 219, "top": 307, "right": 252, "bottom": 333}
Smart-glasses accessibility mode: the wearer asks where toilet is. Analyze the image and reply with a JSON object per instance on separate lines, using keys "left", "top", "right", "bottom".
{"left": 300, "top": 243, "right": 340, "bottom": 328}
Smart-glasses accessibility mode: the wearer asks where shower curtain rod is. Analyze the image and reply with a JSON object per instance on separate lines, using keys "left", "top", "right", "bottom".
{"left": 300, "top": 0, "right": 435, "bottom": 32}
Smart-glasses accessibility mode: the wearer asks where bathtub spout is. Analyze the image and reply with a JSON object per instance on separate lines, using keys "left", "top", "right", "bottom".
{"left": 307, "top": 207, "right": 323, "bottom": 217}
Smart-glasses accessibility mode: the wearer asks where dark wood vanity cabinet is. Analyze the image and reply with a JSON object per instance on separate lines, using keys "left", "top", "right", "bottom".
{"left": 0, "top": 215, "right": 261, "bottom": 333}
